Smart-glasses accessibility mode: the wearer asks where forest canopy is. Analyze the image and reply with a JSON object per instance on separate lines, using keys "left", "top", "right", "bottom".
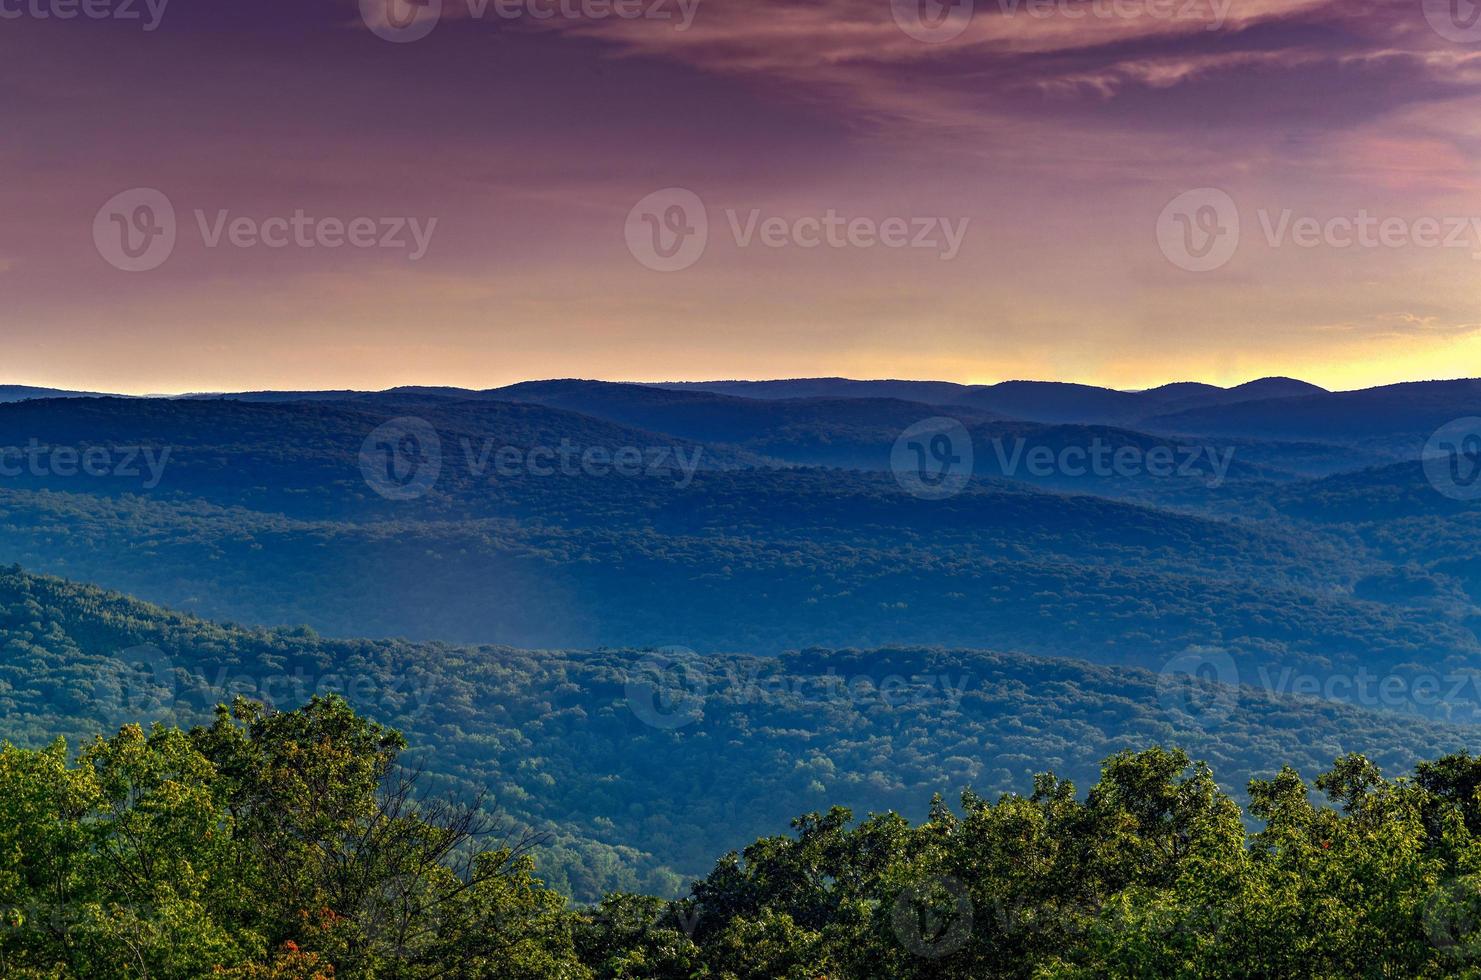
{"left": 5, "top": 697, "right": 1481, "bottom": 978}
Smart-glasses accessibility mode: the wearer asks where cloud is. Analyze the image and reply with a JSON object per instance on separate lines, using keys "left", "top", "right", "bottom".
{"left": 462, "top": 0, "right": 1481, "bottom": 192}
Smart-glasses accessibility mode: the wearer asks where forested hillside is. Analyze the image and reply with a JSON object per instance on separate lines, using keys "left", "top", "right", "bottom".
{"left": 5, "top": 695, "right": 1481, "bottom": 978}
{"left": 2, "top": 565, "right": 1480, "bottom": 905}
{"left": 0, "top": 391, "right": 1477, "bottom": 720}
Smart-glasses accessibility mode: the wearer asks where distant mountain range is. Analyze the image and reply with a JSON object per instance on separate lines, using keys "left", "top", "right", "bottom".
{"left": 11, "top": 375, "right": 1470, "bottom": 436}
{"left": 651, "top": 375, "right": 1329, "bottom": 426}
{"left": 6, "top": 375, "right": 1477, "bottom": 484}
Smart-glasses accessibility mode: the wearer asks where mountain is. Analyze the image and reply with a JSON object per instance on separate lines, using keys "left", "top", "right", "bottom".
{"left": 1145, "top": 378, "right": 1481, "bottom": 449}
{"left": 482, "top": 380, "right": 1313, "bottom": 488}
{"left": 0, "top": 383, "right": 1477, "bottom": 708}
{"left": 0, "top": 414, "right": 1475, "bottom": 693}
{"left": 4, "top": 377, "right": 1481, "bottom": 904}
{"left": 651, "top": 377, "right": 976, "bottom": 404}
{"left": 0, "top": 385, "right": 117, "bottom": 402}
{"left": 176, "top": 389, "right": 373, "bottom": 402}
{"left": 487, "top": 380, "right": 1004, "bottom": 468}
{"left": 1148, "top": 377, "right": 1327, "bottom": 415}
{"left": 0, "top": 393, "right": 749, "bottom": 518}
{"left": 652, "top": 376, "right": 1334, "bottom": 427}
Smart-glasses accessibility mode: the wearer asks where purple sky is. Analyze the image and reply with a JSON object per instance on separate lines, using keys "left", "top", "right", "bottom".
{"left": 3, "top": 0, "right": 1479, "bottom": 392}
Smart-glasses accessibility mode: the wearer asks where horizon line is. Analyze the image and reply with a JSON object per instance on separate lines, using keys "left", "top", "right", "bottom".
{"left": 4, "top": 372, "right": 1478, "bottom": 399}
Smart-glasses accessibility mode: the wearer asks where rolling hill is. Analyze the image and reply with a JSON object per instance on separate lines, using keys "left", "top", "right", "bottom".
{"left": 2, "top": 564, "right": 1478, "bottom": 903}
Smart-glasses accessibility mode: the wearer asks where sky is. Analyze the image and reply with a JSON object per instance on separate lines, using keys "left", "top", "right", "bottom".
{"left": 3, "top": 0, "right": 1480, "bottom": 394}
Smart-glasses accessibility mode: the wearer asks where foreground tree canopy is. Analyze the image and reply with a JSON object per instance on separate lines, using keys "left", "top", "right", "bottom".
{"left": 4, "top": 698, "right": 1481, "bottom": 978}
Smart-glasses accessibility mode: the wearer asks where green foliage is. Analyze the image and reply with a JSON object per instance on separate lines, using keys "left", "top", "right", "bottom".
{"left": 10, "top": 696, "right": 1481, "bottom": 977}
{"left": 2, "top": 564, "right": 1481, "bottom": 904}
{"left": 0, "top": 698, "right": 588, "bottom": 979}
{"left": 577, "top": 747, "right": 1481, "bottom": 980}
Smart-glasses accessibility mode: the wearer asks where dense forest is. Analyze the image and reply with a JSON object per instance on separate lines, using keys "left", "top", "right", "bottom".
{"left": 6, "top": 695, "right": 1481, "bottom": 978}
{"left": 0, "top": 391, "right": 1477, "bottom": 699}
{"left": 0, "top": 384, "right": 1476, "bottom": 975}
{"left": 4, "top": 565, "right": 1481, "bottom": 905}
